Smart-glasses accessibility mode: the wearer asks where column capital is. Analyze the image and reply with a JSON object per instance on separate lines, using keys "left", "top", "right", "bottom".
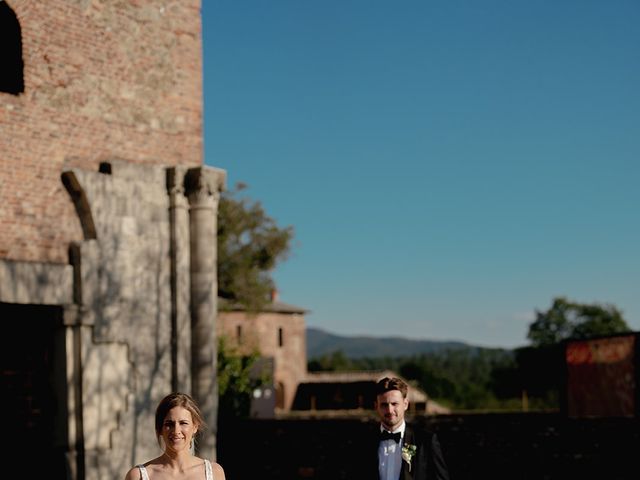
{"left": 184, "top": 166, "right": 226, "bottom": 202}
{"left": 166, "top": 166, "right": 188, "bottom": 196}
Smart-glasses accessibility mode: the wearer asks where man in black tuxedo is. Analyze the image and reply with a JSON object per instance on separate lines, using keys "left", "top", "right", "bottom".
{"left": 374, "top": 377, "right": 450, "bottom": 480}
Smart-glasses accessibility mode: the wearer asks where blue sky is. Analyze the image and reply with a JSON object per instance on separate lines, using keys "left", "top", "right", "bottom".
{"left": 201, "top": 1, "right": 640, "bottom": 348}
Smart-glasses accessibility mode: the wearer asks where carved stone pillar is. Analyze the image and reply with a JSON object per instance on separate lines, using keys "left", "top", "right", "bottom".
{"left": 167, "top": 167, "right": 191, "bottom": 393}
{"left": 184, "top": 166, "right": 225, "bottom": 460}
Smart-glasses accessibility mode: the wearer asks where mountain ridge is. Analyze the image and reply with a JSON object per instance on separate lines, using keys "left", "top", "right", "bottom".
{"left": 306, "top": 327, "right": 496, "bottom": 359}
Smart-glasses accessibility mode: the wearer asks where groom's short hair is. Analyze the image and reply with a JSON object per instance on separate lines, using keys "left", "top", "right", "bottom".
{"left": 375, "top": 377, "right": 409, "bottom": 398}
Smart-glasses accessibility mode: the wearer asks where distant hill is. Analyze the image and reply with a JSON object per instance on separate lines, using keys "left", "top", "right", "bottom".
{"left": 306, "top": 327, "right": 478, "bottom": 359}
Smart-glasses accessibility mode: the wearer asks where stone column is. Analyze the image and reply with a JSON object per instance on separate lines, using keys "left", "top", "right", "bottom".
{"left": 184, "top": 166, "right": 225, "bottom": 460}
{"left": 167, "top": 167, "right": 192, "bottom": 393}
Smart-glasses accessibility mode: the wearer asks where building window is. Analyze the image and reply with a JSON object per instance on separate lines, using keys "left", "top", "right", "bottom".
{"left": 276, "top": 382, "right": 285, "bottom": 409}
{"left": 278, "top": 327, "right": 284, "bottom": 347}
{"left": 0, "top": 2, "right": 25, "bottom": 95}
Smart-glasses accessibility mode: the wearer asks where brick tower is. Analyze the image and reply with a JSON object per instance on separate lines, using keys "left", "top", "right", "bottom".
{"left": 0, "top": 2, "right": 223, "bottom": 478}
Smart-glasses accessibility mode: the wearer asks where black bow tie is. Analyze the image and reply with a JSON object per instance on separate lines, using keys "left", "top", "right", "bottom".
{"left": 380, "top": 430, "right": 401, "bottom": 443}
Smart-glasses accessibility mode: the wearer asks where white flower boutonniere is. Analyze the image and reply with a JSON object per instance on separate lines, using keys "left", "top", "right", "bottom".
{"left": 401, "top": 443, "right": 417, "bottom": 472}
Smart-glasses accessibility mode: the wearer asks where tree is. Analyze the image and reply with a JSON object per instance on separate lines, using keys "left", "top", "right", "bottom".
{"left": 217, "top": 183, "right": 294, "bottom": 311}
{"left": 217, "top": 336, "right": 270, "bottom": 419}
{"left": 308, "top": 348, "right": 519, "bottom": 410}
{"left": 307, "top": 350, "right": 354, "bottom": 372}
{"left": 527, "top": 296, "right": 631, "bottom": 347}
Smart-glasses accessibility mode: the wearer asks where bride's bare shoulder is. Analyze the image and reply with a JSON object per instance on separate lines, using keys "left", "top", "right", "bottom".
{"left": 124, "top": 465, "right": 142, "bottom": 480}
{"left": 212, "top": 462, "right": 226, "bottom": 480}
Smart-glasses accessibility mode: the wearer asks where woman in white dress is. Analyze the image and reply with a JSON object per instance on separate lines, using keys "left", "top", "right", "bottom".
{"left": 124, "top": 392, "right": 226, "bottom": 480}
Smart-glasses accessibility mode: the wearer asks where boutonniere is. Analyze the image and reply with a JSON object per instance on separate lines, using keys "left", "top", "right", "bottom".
{"left": 401, "top": 443, "right": 417, "bottom": 471}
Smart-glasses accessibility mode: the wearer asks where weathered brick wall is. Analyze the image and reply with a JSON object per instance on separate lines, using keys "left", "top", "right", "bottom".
{"left": 0, "top": 0, "right": 202, "bottom": 263}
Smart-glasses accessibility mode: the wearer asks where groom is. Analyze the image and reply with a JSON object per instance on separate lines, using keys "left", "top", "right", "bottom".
{"left": 373, "top": 377, "right": 449, "bottom": 480}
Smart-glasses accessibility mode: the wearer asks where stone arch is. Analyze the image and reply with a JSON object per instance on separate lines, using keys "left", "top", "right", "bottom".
{"left": 61, "top": 171, "right": 97, "bottom": 240}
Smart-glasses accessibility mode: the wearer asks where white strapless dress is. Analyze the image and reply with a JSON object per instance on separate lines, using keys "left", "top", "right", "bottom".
{"left": 135, "top": 459, "right": 213, "bottom": 480}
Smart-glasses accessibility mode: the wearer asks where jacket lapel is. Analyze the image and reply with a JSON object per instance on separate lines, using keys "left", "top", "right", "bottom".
{"left": 400, "top": 426, "right": 415, "bottom": 480}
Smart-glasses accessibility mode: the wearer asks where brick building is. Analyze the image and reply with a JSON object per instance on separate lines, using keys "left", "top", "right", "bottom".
{"left": 217, "top": 292, "right": 308, "bottom": 413}
{"left": 0, "top": 2, "right": 224, "bottom": 479}
{"left": 217, "top": 297, "right": 450, "bottom": 417}
{"left": 292, "top": 370, "right": 450, "bottom": 415}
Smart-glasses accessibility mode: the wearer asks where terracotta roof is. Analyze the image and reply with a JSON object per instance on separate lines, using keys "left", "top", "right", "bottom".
{"left": 305, "top": 370, "right": 428, "bottom": 402}
{"left": 300, "top": 369, "right": 451, "bottom": 414}
{"left": 218, "top": 297, "right": 308, "bottom": 314}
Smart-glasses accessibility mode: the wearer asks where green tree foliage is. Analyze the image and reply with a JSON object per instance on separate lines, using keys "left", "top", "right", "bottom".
{"left": 306, "top": 295, "right": 633, "bottom": 410}
{"left": 217, "top": 337, "right": 267, "bottom": 419}
{"left": 511, "top": 344, "right": 562, "bottom": 407}
{"left": 217, "top": 183, "right": 294, "bottom": 312}
{"left": 307, "top": 350, "right": 354, "bottom": 372}
{"left": 308, "top": 347, "right": 519, "bottom": 410}
{"left": 397, "top": 349, "right": 518, "bottom": 409}
{"left": 527, "top": 297, "right": 631, "bottom": 347}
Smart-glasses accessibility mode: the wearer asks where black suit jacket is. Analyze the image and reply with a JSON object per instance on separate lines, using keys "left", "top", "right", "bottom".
{"left": 371, "top": 424, "right": 450, "bottom": 480}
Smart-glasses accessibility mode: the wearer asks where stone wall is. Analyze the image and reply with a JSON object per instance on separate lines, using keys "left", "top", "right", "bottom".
{"left": 0, "top": 0, "right": 202, "bottom": 263}
{"left": 217, "top": 413, "right": 640, "bottom": 480}
{"left": 63, "top": 160, "right": 180, "bottom": 479}
{"left": 57, "top": 160, "right": 223, "bottom": 479}
{"left": 0, "top": 3, "right": 224, "bottom": 478}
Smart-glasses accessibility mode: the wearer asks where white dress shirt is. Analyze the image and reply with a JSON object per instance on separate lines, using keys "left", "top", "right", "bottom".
{"left": 378, "top": 421, "right": 406, "bottom": 480}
